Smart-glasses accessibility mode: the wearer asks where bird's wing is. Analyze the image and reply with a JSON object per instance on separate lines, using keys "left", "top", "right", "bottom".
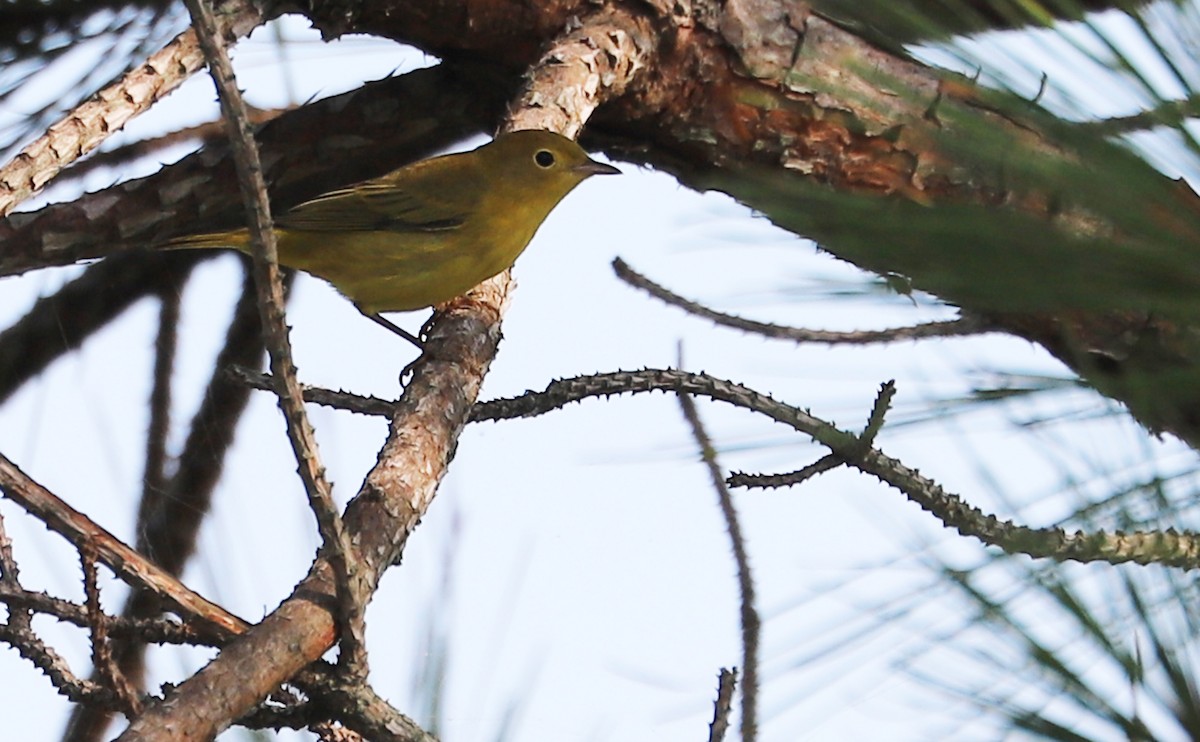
{"left": 277, "top": 179, "right": 471, "bottom": 233}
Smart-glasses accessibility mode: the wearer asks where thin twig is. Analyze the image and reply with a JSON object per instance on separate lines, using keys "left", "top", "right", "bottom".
{"left": 677, "top": 371, "right": 758, "bottom": 742}
{"left": 0, "top": 0, "right": 270, "bottom": 217}
{"left": 0, "top": 505, "right": 32, "bottom": 632}
{"left": 708, "top": 668, "right": 738, "bottom": 742}
{"left": 1, "top": 499, "right": 116, "bottom": 710}
{"left": 730, "top": 380, "right": 895, "bottom": 488}
{"left": 0, "top": 501, "right": 21, "bottom": 586}
{"left": 66, "top": 270, "right": 268, "bottom": 742}
{"left": 0, "top": 584, "right": 205, "bottom": 645}
{"left": 80, "top": 546, "right": 143, "bottom": 715}
{"left": 226, "top": 365, "right": 397, "bottom": 417}
{"left": 0, "top": 620, "right": 114, "bottom": 706}
{"left": 729, "top": 454, "right": 844, "bottom": 488}
{"left": 468, "top": 368, "right": 1200, "bottom": 569}
{"left": 613, "top": 257, "right": 989, "bottom": 344}
{"left": 183, "top": 0, "right": 365, "bottom": 673}
{"left": 862, "top": 380, "right": 896, "bottom": 446}
{"left": 0, "top": 451, "right": 247, "bottom": 639}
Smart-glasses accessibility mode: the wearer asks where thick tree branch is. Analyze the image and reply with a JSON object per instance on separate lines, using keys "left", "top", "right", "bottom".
{"left": 0, "top": 65, "right": 501, "bottom": 278}
{"left": 116, "top": 9, "right": 651, "bottom": 741}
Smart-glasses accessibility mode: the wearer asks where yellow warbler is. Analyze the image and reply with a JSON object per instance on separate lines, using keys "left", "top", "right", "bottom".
{"left": 168, "top": 130, "right": 619, "bottom": 341}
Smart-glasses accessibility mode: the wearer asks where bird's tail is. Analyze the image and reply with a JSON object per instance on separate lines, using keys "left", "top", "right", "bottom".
{"left": 164, "top": 229, "right": 250, "bottom": 251}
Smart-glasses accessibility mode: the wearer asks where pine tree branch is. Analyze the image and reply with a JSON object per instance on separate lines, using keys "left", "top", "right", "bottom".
{"left": 230, "top": 363, "right": 1200, "bottom": 569}
{"left": 0, "top": 0, "right": 272, "bottom": 217}
{"left": 0, "top": 452, "right": 248, "bottom": 640}
{"left": 117, "top": 8, "right": 651, "bottom": 740}
{"left": 183, "top": 0, "right": 363, "bottom": 676}
{"left": 64, "top": 267, "right": 271, "bottom": 742}
{"left": 677, "top": 389, "right": 759, "bottom": 742}
{"left": 614, "top": 257, "right": 991, "bottom": 343}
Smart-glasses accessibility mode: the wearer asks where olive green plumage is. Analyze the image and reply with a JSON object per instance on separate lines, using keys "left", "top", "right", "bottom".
{"left": 169, "top": 130, "right": 619, "bottom": 317}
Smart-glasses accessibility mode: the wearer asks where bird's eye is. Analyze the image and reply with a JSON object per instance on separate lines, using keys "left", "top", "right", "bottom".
{"left": 534, "top": 150, "right": 556, "bottom": 168}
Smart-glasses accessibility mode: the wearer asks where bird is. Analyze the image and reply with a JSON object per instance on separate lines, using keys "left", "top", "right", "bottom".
{"left": 168, "top": 129, "right": 620, "bottom": 345}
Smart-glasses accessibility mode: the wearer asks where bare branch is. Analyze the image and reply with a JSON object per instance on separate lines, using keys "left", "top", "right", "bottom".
{"left": 614, "top": 258, "right": 990, "bottom": 344}
{"left": 226, "top": 365, "right": 397, "bottom": 417}
{"left": 0, "top": 451, "right": 247, "bottom": 639}
{"left": 0, "top": 620, "right": 115, "bottom": 707}
{"left": 80, "top": 547, "right": 143, "bottom": 716}
{"left": 677, "top": 389, "right": 758, "bottom": 741}
{"left": 0, "top": 504, "right": 33, "bottom": 639}
{"left": 470, "top": 368, "right": 1200, "bottom": 569}
{"left": 0, "top": 584, "right": 206, "bottom": 646}
{"left": 862, "top": 380, "right": 896, "bottom": 445}
{"left": 228, "top": 362, "right": 1200, "bottom": 567}
{"left": 183, "top": 0, "right": 364, "bottom": 674}
{"left": 729, "top": 380, "right": 890, "bottom": 487}
{"left": 708, "top": 668, "right": 738, "bottom": 742}
{"left": 0, "top": 515, "right": 119, "bottom": 707}
{"left": 118, "top": 8, "right": 651, "bottom": 739}
{"left": 0, "top": 0, "right": 272, "bottom": 217}
{"left": 729, "top": 454, "right": 844, "bottom": 489}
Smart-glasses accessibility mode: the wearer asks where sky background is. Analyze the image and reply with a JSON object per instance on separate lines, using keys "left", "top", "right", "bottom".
{"left": 0, "top": 6, "right": 1197, "bottom": 740}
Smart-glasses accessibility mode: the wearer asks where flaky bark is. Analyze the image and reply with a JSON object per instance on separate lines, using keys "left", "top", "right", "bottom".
{"left": 315, "top": 0, "right": 1200, "bottom": 447}
{"left": 8, "top": 0, "right": 1200, "bottom": 446}
{"left": 1, "top": 0, "right": 1198, "bottom": 735}
{"left": 115, "top": 8, "right": 651, "bottom": 740}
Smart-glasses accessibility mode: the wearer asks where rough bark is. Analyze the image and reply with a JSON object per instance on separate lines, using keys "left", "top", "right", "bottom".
{"left": 8, "top": 0, "right": 1199, "bottom": 445}
{"left": 115, "top": 7, "right": 651, "bottom": 740}
{"left": 0, "top": 0, "right": 1197, "bottom": 733}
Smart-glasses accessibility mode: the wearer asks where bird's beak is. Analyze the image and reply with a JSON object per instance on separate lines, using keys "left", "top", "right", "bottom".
{"left": 574, "top": 158, "right": 621, "bottom": 176}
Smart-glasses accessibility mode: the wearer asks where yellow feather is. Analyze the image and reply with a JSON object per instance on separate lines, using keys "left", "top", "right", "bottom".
{"left": 167, "top": 130, "right": 619, "bottom": 316}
